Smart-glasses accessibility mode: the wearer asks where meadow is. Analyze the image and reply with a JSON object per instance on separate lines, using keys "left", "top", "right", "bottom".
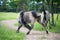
{"left": 0, "top": 12, "right": 17, "bottom": 21}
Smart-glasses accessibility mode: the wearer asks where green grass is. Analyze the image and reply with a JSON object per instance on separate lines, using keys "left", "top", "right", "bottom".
{"left": 0, "top": 12, "right": 17, "bottom": 21}
{"left": 49, "top": 22, "right": 60, "bottom": 33}
{"left": 49, "top": 14, "right": 60, "bottom": 33}
{"left": 33, "top": 22, "right": 43, "bottom": 31}
{"left": 0, "top": 23, "right": 26, "bottom": 40}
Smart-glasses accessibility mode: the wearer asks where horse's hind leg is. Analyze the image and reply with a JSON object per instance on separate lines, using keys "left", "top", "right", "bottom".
{"left": 27, "top": 24, "right": 34, "bottom": 35}
{"left": 24, "top": 24, "right": 32, "bottom": 35}
{"left": 16, "top": 21, "right": 22, "bottom": 33}
{"left": 26, "top": 21, "right": 34, "bottom": 35}
{"left": 16, "top": 24, "right": 22, "bottom": 33}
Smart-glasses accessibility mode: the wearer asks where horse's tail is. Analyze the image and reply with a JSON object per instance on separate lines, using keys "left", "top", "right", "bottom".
{"left": 20, "top": 11, "right": 27, "bottom": 24}
{"left": 32, "top": 11, "right": 38, "bottom": 18}
{"left": 20, "top": 11, "right": 32, "bottom": 30}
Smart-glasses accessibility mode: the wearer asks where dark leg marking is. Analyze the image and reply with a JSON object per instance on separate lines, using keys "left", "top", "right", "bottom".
{"left": 46, "top": 30, "right": 48, "bottom": 34}
{"left": 24, "top": 24, "right": 32, "bottom": 35}
{"left": 43, "top": 23, "right": 49, "bottom": 34}
{"left": 26, "top": 24, "right": 34, "bottom": 35}
{"left": 16, "top": 25, "right": 22, "bottom": 33}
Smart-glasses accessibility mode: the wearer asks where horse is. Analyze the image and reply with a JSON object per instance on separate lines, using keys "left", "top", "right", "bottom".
{"left": 16, "top": 10, "right": 50, "bottom": 35}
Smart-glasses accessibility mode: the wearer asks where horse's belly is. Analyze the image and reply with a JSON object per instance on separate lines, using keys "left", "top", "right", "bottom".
{"left": 24, "top": 16, "right": 31, "bottom": 23}
{"left": 23, "top": 12, "right": 35, "bottom": 23}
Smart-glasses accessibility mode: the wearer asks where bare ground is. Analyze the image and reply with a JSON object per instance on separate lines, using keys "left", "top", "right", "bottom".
{"left": 1, "top": 20, "right": 60, "bottom": 40}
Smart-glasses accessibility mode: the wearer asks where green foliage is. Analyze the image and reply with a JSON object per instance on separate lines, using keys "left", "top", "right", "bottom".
{"left": 0, "top": 0, "right": 60, "bottom": 12}
{"left": 6, "top": 1, "right": 17, "bottom": 12}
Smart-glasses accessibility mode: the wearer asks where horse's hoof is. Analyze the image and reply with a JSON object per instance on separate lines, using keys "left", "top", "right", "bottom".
{"left": 46, "top": 31, "right": 48, "bottom": 34}
{"left": 26, "top": 32, "right": 30, "bottom": 35}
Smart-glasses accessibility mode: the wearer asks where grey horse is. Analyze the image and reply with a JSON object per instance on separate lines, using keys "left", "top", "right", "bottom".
{"left": 16, "top": 10, "right": 50, "bottom": 35}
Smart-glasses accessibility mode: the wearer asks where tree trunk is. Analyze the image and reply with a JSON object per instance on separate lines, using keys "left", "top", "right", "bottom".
{"left": 56, "top": 4, "right": 59, "bottom": 20}
{"left": 56, "top": 14, "right": 59, "bottom": 20}
{"left": 51, "top": 0, "right": 54, "bottom": 26}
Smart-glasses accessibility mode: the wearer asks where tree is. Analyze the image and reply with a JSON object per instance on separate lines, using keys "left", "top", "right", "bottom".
{"left": 51, "top": 0, "right": 54, "bottom": 26}
{"left": 2, "top": 0, "right": 7, "bottom": 11}
{"left": 16, "top": 0, "right": 30, "bottom": 12}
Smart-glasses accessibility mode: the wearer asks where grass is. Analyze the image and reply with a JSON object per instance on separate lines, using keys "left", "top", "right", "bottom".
{"left": 33, "top": 22, "right": 43, "bottom": 31}
{"left": 49, "top": 14, "right": 60, "bottom": 33}
{"left": 0, "top": 12, "right": 17, "bottom": 21}
{"left": 0, "top": 23, "right": 26, "bottom": 40}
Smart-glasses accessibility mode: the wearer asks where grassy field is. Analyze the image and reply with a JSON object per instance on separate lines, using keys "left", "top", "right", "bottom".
{"left": 0, "top": 12, "right": 17, "bottom": 21}
{"left": 0, "top": 12, "right": 26, "bottom": 40}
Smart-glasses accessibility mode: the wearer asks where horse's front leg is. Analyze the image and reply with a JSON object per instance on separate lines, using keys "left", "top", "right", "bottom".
{"left": 43, "top": 23, "right": 48, "bottom": 34}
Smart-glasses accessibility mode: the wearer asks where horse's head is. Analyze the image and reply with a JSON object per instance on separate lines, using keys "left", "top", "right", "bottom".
{"left": 37, "top": 14, "right": 41, "bottom": 23}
